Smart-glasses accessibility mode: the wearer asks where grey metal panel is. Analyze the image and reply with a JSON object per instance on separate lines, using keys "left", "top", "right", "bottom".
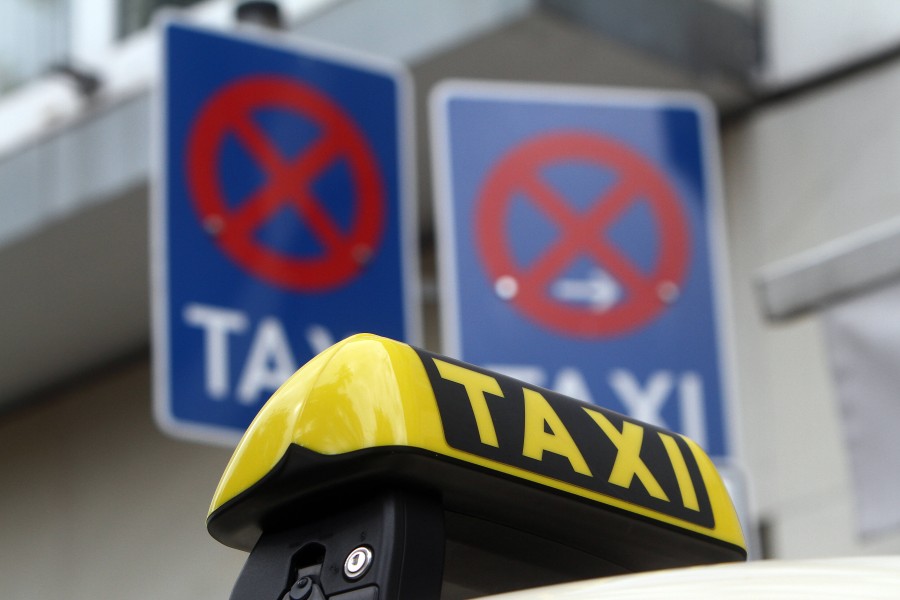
{"left": 756, "top": 216, "right": 900, "bottom": 320}
{"left": 541, "top": 0, "right": 761, "bottom": 88}
{"left": 60, "top": 94, "right": 151, "bottom": 211}
{"left": 0, "top": 142, "right": 46, "bottom": 242}
{"left": 0, "top": 0, "right": 69, "bottom": 91}
{"left": 293, "top": 0, "right": 535, "bottom": 62}
{"left": 0, "top": 93, "right": 150, "bottom": 247}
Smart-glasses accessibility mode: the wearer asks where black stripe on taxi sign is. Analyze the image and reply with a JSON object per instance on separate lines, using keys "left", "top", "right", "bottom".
{"left": 417, "top": 348, "right": 715, "bottom": 529}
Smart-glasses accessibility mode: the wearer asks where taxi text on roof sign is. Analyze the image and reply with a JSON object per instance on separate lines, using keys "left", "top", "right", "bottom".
{"left": 423, "top": 351, "right": 714, "bottom": 528}
{"left": 208, "top": 334, "right": 745, "bottom": 566}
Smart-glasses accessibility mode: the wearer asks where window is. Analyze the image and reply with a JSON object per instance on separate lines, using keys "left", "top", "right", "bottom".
{"left": 118, "top": 0, "right": 200, "bottom": 38}
{"left": 0, "top": 0, "right": 202, "bottom": 94}
{"left": 0, "top": 0, "right": 69, "bottom": 92}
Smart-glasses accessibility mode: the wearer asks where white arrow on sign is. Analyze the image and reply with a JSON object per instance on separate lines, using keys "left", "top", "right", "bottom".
{"left": 551, "top": 269, "right": 621, "bottom": 311}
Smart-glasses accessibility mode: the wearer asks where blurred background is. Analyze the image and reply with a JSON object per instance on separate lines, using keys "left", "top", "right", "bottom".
{"left": 3, "top": 0, "right": 900, "bottom": 597}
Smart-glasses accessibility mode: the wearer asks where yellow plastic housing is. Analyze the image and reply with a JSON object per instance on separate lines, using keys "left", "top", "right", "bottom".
{"left": 209, "top": 333, "right": 745, "bottom": 560}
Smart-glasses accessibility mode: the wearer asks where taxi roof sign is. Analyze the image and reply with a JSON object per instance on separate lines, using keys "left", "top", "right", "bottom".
{"left": 208, "top": 334, "right": 746, "bottom": 569}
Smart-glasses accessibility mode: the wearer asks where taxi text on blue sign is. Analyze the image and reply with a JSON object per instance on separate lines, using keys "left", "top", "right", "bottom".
{"left": 430, "top": 80, "right": 735, "bottom": 459}
{"left": 152, "top": 20, "right": 418, "bottom": 444}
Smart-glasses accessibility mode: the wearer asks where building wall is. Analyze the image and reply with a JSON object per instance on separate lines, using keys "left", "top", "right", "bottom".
{"left": 723, "top": 58, "right": 900, "bottom": 555}
{"left": 0, "top": 358, "right": 244, "bottom": 599}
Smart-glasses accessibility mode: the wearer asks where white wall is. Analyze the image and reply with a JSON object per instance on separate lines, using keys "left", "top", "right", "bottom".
{"left": 723, "top": 56, "right": 900, "bottom": 555}
{"left": 763, "top": 0, "right": 900, "bottom": 87}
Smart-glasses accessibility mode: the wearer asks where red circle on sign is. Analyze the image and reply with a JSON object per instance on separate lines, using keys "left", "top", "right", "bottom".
{"left": 474, "top": 131, "right": 690, "bottom": 337}
{"left": 186, "top": 76, "right": 384, "bottom": 291}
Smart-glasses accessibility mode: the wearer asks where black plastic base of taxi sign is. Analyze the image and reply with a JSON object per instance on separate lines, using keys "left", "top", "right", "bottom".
{"left": 229, "top": 490, "right": 443, "bottom": 600}
{"left": 208, "top": 443, "right": 746, "bottom": 576}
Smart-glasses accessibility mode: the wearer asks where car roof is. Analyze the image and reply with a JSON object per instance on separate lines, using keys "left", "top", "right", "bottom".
{"left": 478, "top": 556, "right": 900, "bottom": 599}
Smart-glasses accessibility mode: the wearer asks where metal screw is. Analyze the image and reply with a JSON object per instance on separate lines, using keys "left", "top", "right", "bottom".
{"left": 657, "top": 280, "right": 680, "bottom": 304}
{"left": 343, "top": 546, "right": 373, "bottom": 580}
{"left": 283, "top": 576, "right": 313, "bottom": 600}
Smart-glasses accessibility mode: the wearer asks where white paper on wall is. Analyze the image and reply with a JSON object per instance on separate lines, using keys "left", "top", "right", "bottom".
{"left": 822, "top": 280, "right": 900, "bottom": 536}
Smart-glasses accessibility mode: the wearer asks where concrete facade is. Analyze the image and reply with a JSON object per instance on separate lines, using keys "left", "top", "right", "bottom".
{"left": 723, "top": 56, "right": 900, "bottom": 555}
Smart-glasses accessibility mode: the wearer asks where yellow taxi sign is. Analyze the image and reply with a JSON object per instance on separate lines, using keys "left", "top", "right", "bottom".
{"left": 425, "top": 353, "right": 714, "bottom": 528}
{"left": 208, "top": 334, "right": 746, "bottom": 566}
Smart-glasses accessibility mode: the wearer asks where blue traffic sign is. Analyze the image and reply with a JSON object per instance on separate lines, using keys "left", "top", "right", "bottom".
{"left": 153, "top": 20, "right": 418, "bottom": 444}
{"left": 431, "top": 81, "right": 735, "bottom": 459}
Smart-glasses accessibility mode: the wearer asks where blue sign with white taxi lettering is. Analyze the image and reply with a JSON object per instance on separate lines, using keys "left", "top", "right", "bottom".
{"left": 153, "top": 21, "right": 418, "bottom": 444}
{"left": 431, "top": 81, "right": 734, "bottom": 458}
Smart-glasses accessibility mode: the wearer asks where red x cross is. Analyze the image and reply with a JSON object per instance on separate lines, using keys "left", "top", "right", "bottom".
{"left": 187, "top": 76, "right": 384, "bottom": 291}
{"left": 475, "top": 131, "right": 690, "bottom": 336}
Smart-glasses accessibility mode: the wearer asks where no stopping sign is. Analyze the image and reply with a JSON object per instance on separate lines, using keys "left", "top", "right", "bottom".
{"left": 474, "top": 130, "right": 690, "bottom": 337}
{"left": 156, "top": 20, "right": 417, "bottom": 444}
{"left": 186, "top": 76, "right": 385, "bottom": 292}
{"left": 431, "top": 80, "right": 735, "bottom": 460}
